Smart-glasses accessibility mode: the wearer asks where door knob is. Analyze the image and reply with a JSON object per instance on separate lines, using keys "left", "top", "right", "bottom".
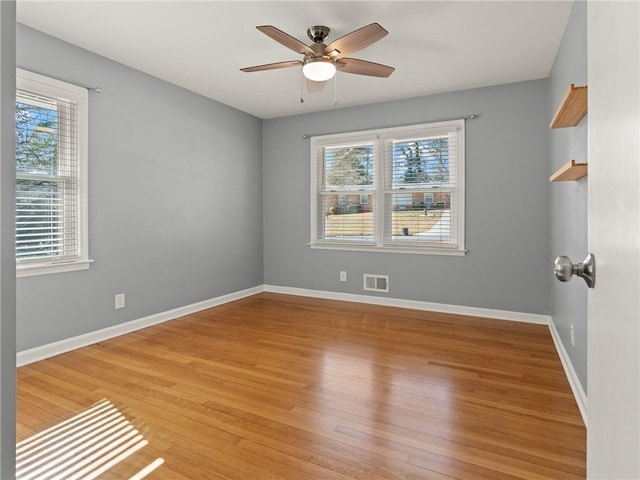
{"left": 554, "top": 253, "right": 596, "bottom": 288}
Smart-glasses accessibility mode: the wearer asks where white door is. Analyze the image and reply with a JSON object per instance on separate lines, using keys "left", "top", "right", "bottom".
{"left": 587, "top": 2, "right": 640, "bottom": 478}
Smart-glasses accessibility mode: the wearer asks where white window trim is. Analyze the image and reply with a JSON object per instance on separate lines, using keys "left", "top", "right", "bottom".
{"left": 310, "top": 120, "right": 466, "bottom": 256}
{"left": 16, "top": 69, "right": 91, "bottom": 278}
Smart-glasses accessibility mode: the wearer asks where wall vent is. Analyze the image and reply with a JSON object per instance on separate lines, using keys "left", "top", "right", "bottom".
{"left": 363, "top": 274, "right": 389, "bottom": 293}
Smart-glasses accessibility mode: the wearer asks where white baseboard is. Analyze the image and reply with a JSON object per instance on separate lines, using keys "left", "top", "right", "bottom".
{"left": 548, "top": 320, "right": 589, "bottom": 427}
{"left": 263, "top": 284, "right": 552, "bottom": 325}
{"left": 16, "top": 285, "right": 263, "bottom": 367}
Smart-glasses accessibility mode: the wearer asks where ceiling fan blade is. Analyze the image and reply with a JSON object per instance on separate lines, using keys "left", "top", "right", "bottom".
{"left": 324, "top": 23, "right": 388, "bottom": 58}
{"left": 337, "top": 58, "right": 395, "bottom": 78}
{"left": 306, "top": 79, "right": 326, "bottom": 92}
{"left": 256, "top": 25, "right": 314, "bottom": 55}
{"left": 241, "top": 60, "right": 302, "bottom": 73}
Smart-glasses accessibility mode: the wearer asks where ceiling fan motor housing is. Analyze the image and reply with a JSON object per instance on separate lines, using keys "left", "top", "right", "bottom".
{"left": 307, "top": 25, "right": 330, "bottom": 43}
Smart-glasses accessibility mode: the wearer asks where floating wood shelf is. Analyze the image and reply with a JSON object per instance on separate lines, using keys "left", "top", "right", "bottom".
{"left": 550, "top": 84, "right": 588, "bottom": 128}
{"left": 550, "top": 160, "right": 588, "bottom": 182}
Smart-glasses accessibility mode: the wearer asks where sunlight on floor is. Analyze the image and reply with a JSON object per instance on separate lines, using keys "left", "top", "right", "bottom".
{"left": 17, "top": 399, "right": 164, "bottom": 480}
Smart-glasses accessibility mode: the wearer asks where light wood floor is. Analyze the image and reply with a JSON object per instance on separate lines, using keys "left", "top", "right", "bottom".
{"left": 17, "top": 293, "right": 586, "bottom": 479}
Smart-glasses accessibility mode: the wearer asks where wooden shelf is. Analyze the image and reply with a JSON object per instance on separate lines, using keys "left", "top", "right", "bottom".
{"left": 550, "top": 160, "right": 588, "bottom": 182}
{"left": 550, "top": 84, "right": 588, "bottom": 128}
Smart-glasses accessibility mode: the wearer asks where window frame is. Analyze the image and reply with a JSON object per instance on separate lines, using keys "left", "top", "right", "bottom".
{"left": 310, "top": 119, "right": 466, "bottom": 256}
{"left": 16, "top": 69, "right": 91, "bottom": 277}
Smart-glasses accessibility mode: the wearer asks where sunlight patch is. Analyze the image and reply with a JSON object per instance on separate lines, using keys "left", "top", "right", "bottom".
{"left": 17, "top": 399, "right": 164, "bottom": 480}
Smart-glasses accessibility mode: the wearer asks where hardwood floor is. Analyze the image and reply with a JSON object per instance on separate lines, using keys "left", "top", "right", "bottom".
{"left": 17, "top": 293, "right": 586, "bottom": 479}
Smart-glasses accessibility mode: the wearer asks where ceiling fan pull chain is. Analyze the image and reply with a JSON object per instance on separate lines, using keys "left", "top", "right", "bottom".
{"left": 334, "top": 72, "right": 338, "bottom": 106}
{"left": 300, "top": 71, "right": 305, "bottom": 103}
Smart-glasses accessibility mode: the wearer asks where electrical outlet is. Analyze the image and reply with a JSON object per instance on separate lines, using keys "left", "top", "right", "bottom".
{"left": 115, "top": 293, "right": 125, "bottom": 310}
{"left": 570, "top": 324, "right": 575, "bottom": 347}
{"left": 340, "top": 271, "right": 347, "bottom": 282}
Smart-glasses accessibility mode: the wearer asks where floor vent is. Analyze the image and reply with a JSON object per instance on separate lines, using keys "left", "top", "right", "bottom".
{"left": 363, "top": 274, "right": 389, "bottom": 293}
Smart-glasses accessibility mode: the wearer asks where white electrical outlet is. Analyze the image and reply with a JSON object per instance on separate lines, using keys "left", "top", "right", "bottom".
{"left": 340, "top": 271, "right": 347, "bottom": 282}
{"left": 570, "top": 324, "right": 575, "bottom": 347}
{"left": 115, "top": 293, "right": 125, "bottom": 310}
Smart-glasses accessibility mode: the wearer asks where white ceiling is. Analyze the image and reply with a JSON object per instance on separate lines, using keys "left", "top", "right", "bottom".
{"left": 17, "top": 1, "right": 573, "bottom": 119}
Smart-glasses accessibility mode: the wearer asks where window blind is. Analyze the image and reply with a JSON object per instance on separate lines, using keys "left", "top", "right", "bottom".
{"left": 16, "top": 89, "right": 80, "bottom": 262}
{"left": 315, "top": 140, "right": 376, "bottom": 243}
{"left": 382, "top": 126, "right": 460, "bottom": 248}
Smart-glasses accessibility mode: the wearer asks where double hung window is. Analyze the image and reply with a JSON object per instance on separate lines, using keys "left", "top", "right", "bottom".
{"left": 16, "top": 69, "right": 89, "bottom": 277}
{"left": 311, "top": 120, "right": 465, "bottom": 255}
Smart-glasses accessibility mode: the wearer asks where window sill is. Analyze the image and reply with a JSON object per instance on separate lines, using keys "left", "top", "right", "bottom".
{"left": 309, "top": 243, "right": 466, "bottom": 256}
{"left": 17, "top": 259, "right": 94, "bottom": 278}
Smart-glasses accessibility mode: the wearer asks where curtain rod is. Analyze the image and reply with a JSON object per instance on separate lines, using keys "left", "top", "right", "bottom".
{"left": 17, "top": 66, "right": 102, "bottom": 93}
{"left": 302, "top": 114, "right": 479, "bottom": 139}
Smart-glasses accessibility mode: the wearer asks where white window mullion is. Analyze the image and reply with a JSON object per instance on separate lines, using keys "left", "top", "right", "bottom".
{"left": 373, "top": 138, "right": 384, "bottom": 247}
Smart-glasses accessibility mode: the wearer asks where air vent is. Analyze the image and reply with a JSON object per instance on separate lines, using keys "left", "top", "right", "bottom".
{"left": 363, "top": 274, "right": 389, "bottom": 293}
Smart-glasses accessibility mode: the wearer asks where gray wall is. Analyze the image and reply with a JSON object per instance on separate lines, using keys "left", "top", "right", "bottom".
{"left": 548, "top": 1, "right": 588, "bottom": 391}
{"left": 1, "top": 2, "right": 16, "bottom": 477}
{"left": 16, "top": 25, "right": 264, "bottom": 351}
{"left": 263, "top": 79, "right": 550, "bottom": 315}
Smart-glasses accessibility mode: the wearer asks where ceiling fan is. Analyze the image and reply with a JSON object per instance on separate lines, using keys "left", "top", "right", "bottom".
{"left": 241, "top": 23, "right": 395, "bottom": 92}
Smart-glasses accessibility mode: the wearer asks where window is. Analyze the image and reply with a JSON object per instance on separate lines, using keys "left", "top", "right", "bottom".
{"left": 16, "top": 69, "right": 90, "bottom": 277}
{"left": 311, "top": 120, "right": 465, "bottom": 255}
{"left": 424, "top": 193, "right": 434, "bottom": 209}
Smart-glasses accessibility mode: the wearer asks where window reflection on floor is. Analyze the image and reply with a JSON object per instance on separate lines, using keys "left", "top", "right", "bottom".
{"left": 320, "top": 343, "right": 456, "bottom": 458}
{"left": 17, "top": 398, "right": 164, "bottom": 480}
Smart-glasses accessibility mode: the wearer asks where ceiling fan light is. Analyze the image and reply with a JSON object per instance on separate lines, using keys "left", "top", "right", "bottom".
{"left": 302, "top": 58, "right": 336, "bottom": 81}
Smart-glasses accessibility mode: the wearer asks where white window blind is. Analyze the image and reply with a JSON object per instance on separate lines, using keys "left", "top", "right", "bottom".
{"left": 16, "top": 69, "right": 90, "bottom": 277}
{"left": 314, "top": 138, "right": 377, "bottom": 244}
{"left": 310, "top": 120, "right": 465, "bottom": 255}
